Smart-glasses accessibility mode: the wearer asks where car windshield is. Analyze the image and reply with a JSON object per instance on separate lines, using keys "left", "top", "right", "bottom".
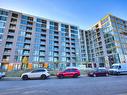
{"left": 111, "top": 65, "right": 119, "bottom": 69}
{"left": 94, "top": 68, "right": 106, "bottom": 72}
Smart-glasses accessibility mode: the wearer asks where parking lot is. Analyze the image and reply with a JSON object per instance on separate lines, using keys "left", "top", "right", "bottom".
{"left": 0, "top": 75, "right": 127, "bottom": 95}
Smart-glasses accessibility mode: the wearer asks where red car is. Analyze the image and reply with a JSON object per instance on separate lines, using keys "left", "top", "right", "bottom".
{"left": 88, "top": 68, "right": 109, "bottom": 77}
{"left": 57, "top": 68, "right": 80, "bottom": 79}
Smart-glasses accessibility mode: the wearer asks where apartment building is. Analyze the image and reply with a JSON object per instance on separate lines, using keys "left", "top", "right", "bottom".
{"left": 80, "top": 14, "right": 127, "bottom": 67}
{"left": 0, "top": 8, "right": 81, "bottom": 69}
{"left": 1, "top": 8, "right": 127, "bottom": 69}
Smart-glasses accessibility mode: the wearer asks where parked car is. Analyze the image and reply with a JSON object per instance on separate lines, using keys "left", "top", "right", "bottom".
{"left": 57, "top": 68, "right": 80, "bottom": 79}
{"left": 109, "top": 63, "right": 127, "bottom": 75}
{"left": 0, "top": 72, "right": 5, "bottom": 79}
{"left": 21, "top": 68, "right": 50, "bottom": 80}
{"left": 87, "top": 68, "right": 109, "bottom": 77}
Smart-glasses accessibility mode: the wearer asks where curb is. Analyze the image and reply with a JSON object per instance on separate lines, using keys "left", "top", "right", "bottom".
{"left": 2, "top": 75, "right": 87, "bottom": 81}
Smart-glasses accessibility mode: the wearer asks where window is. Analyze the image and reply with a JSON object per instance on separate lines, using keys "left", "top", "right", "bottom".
{"left": 35, "top": 33, "right": 40, "bottom": 38}
{"left": 0, "top": 28, "right": 4, "bottom": 33}
{"left": 21, "top": 15, "right": 28, "bottom": 20}
{"left": 36, "top": 18, "right": 42, "bottom": 23}
{"left": 48, "top": 57, "right": 53, "bottom": 61}
{"left": 33, "top": 56, "right": 39, "bottom": 62}
{"left": 33, "top": 50, "right": 39, "bottom": 55}
{"left": 0, "top": 34, "right": 3, "bottom": 41}
{"left": 0, "top": 22, "right": 5, "bottom": 27}
{"left": 64, "top": 69, "right": 70, "bottom": 72}
{"left": 34, "top": 38, "right": 40, "bottom": 43}
{"left": 18, "top": 30, "right": 25, "bottom": 36}
{"left": 61, "top": 37, "right": 65, "bottom": 41}
{"left": 71, "top": 26, "right": 78, "bottom": 30}
{"left": 0, "top": 10, "right": 8, "bottom": 16}
{"left": 61, "top": 52, "right": 66, "bottom": 56}
{"left": 36, "top": 28, "right": 41, "bottom": 32}
{"left": 0, "top": 16, "right": 7, "bottom": 21}
{"left": 20, "top": 25, "right": 26, "bottom": 30}
{"left": 49, "top": 36, "right": 54, "bottom": 39}
{"left": 61, "top": 57, "right": 66, "bottom": 62}
{"left": 31, "top": 69, "right": 43, "bottom": 73}
{"left": 72, "top": 63, "right": 76, "bottom": 67}
{"left": 49, "top": 40, "right": 54, "bottom": 45}
{"left": 70, "top": 68, "right": 77, "bottom": 72}
{"left": 39, "top": 51, "right": 45, "bottom": 56}
{"left": 36, "top": 23, "right": 41, "bottom": 27}
{"left": 17, "top": 36, "right": 24, "bottom": 42}
{"left": 16, "top": 43, "right": 23, "bottom": 48}
{"left": 71, "top": 30, "right": 78, "bottom": 34}
{"left": 49, "top": 46, "right": 53, "bottom": 51}
{"left": 50, "top": 21, "right": 54, "bottom": 25}
{"left": 39, "top": 57, "right": 45, "bottom": 62}
{"left": 49, "top": 26, "right": 54, "bottom": 30}
{"left": 34, "top": 44, "right": 40, "bottom": 49}
{"left": 61, "top": 33, "right": 65, "bottom": 36}
{"left": 49, "top": 30, "right": 54, "bottom": 34}
{"left": 21, "top": 20, "right": 27, "bottom": 25}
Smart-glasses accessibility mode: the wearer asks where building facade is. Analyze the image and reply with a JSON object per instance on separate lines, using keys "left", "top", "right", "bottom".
{"left": 1, "top": 8, "right": 127, "bottom": 69}
{"left": 0, "top": 8, "right": 81, "bottom": 69}
{"left": 80, "top": 14, "right": 127, "bottom": 67}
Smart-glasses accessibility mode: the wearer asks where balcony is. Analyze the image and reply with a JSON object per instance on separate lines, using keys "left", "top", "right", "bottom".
{"left": 25, "top": 34, "right": 31, "bottom": 38}
{"left": 4, "top": 51, "right": 11, "bottom": 55}
{"left": 72, "top": 54, "right": 76, "bottom": 56}
{"left": 6, "top": 38, "right": 14, "bottom": 41}
{"left": 54, "top": 54, "right": 59, "bottom": 56}
{"left": 66, "top": 54, "right": 70, "bottom": 57}
{"left": 24, "top": 46, "right": 30, "bottom": 49}
{"left": 5, "top": 45, "right": 12, "bottom": 48}
{"left": 24, "top": 39, "right": 31, "bottom": 43}
{"left": 23, "top": 53, "right": 30, "bottom": 55}
{"left": 54, "top": 49, "right": 59, "bottom": 51}
{"left": 54, "top": 43, "right": 59, "bottom": 46}
{"left": 40, "top": 47, "right": 45, "bottom": 50}
{"left": 9, "top": 26, "right": 16, "bottom": 30}
{"left": 40, "top": 40, "right": 46, "bottom": 44}
{"left": 66, "top": 44, "right": 70, "bottom": 47}
{"left": 8, "top": 32, "right": 15, "bottom": 35}
{"left": 39, "top": 53, "right": 45, "bottom": 56}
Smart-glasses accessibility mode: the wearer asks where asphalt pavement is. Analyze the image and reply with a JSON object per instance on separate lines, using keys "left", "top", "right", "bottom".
{"left": 0, "top": 75, "right": 127, "bottom": 95}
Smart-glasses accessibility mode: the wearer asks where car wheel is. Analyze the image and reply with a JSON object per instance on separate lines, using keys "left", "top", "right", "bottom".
{"left": 73, "top": 74, "right": 78, "bottom": 78}
{"left": 22, "top": 75, "right": 28, "bottom": 80}
{"left": 117, "top": 72, "right": 120, "bottom": 76}
{"left": 93, "top": 74, "right": 96, "bottom": 77}
{"left": 41, "top": 74, "right": 47, "bottom": 80}
{"left": 106, "top": 73, "right": 109, "bottom": 77}
{"left": 58, "top": 75, "right": 64, "bottom": 79}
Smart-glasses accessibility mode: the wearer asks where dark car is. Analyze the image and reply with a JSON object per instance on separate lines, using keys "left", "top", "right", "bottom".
{"left": 57, "top": 68, "right": 80, "bottom": 79}
{"left": 88, "top": 68, "right": 109, "bottom": 77}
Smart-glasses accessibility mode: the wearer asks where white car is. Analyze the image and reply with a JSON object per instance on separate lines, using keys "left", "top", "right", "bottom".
{"left": 21, "top": 68, "right": 50, "bottom": 80}
{"left": 0, "top": 72, "right": 5, "bottom": 79}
